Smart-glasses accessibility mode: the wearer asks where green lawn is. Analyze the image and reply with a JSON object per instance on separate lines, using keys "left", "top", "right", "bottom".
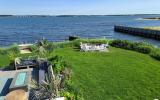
{"left": 1, "top": 42, "right": 160, "bottom": 100}
{"left": 0, "top": 54, "right": 10, "bottom": 68}
{"left": 51, "top": 47, "right": 160, "bottom": 100}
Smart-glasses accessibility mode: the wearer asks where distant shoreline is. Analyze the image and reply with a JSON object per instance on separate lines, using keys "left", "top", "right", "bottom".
{"left": 0, "top": 14, "right": 160, "bottom": 17}
{"left": 137, "top": 17, "right": 160, "bottom": 20}
{"left": 0, "top": 15, "right": 13, "bottom": 17}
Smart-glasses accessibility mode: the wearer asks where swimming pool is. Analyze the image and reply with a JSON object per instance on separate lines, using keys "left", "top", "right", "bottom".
{"left": 15, "top": 72, "right": 26, "bottom": 86}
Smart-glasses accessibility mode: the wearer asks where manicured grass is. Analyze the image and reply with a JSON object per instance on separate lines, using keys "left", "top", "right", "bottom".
{"left": 1, "top": 40, "right": 160, "bottom": 99}
{"left": 0, "top": 54, "right": 10, "bottom": 68}
{"left": 51, "top": 47, "right": 160, "bottom": 100}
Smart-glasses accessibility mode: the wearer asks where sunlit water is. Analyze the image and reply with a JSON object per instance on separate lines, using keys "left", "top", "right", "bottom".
{"left": 0, "top": 15, "right": 160, "bottom": 46}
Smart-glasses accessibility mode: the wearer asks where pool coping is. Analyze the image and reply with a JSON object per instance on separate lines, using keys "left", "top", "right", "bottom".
{"left": 9, "top": 71, "right": 31, "bottom": 92}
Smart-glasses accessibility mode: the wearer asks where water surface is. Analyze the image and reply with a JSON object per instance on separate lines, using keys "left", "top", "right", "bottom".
{"left": 0, "top": 15, "right": 160, "bottom": 46}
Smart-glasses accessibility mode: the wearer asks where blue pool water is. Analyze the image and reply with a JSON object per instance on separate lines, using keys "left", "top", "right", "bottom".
{"left": 0, "top": 15, "right": 160, "bottom": 46}
{"left": 15, "top": 72, "right": 26, "bottom": 86}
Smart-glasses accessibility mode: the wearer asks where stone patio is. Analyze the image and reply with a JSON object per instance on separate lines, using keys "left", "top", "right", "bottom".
{"left": 0, "top": 68, "right": 38, "bottom": 100}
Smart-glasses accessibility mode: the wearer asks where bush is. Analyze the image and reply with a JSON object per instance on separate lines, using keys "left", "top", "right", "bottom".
{"left": 0, "top": 45, "right": 19, "bottom": 55}
{"left": 48, "top": 55, "right": 72, "bottom": 74}
{"left": 150, "top": 49, "right": 160, "bottom": 60}
{"left": 29, "top": 45, "right": 38, "bottom": 52}
{"left": 75, "top": 38, "right": 108, "bottom": 45}
{"left": 109, "top": 40, "right": 131, "bottom": 49}
{"left": 7, "top": 45, "right": 20, "bottom": 54}
{"left": 51, "top": 39, "right": 109, "bottom": 49}
{"left": 135, "top": 45, "right": 152, "bottom": 54}
{"left": 62, "top": 79, "right": 84, "bottom": 100}
{"left": 110, "top": 39, "right": 160, "bottom": 61}
{"left": 0, "top": 48, "right": 7, "bottom": 55}
{"left": 110, "top": 40, "right": 153, "bottom": 54}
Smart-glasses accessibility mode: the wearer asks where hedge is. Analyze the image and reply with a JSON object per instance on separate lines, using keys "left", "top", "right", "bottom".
{"left": 109, "top": 40, "right": 153, "bottom": 54}
{"left": 150, "top": 49, "right": 160, "bottom": 60}
{"left": 110, "top": 39, "right": 160, "bottom": 61}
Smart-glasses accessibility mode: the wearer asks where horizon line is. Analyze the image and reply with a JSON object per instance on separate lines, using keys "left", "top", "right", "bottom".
{"left": 0, "top": 14, "right": 160, "bottom": 16}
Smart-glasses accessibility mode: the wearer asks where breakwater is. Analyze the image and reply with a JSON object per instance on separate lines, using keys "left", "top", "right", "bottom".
{"left": 114, "top": 25, "right": 160, "bottom": 40}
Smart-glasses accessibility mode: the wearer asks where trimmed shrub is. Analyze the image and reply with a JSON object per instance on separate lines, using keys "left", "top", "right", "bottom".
{"left": 76, "top": 38, "right": 108, "bottom": 44}
{"left": 51, "top": 38, "right": 109, "bottom": 49}
{"left": 110, "top": 40, "right": 153, "bottom": 54}
{"left": 150, "top": 49, "right": 160, "bottom": 60}
{"left": 109, "top": 40, "right": 131, "bottom": 49}
{"left": 135, "top": 45, "right": 152, "bottom": 54}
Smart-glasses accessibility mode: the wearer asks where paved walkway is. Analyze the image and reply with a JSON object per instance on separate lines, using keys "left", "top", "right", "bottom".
{"left": 0, "top": 69, "right": 33, "bottom": 77}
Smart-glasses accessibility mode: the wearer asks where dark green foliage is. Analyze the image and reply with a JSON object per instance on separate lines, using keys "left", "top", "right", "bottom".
{"left": 48, "top": 55, "right": 72, "bottom": 74}
{"left": 33, "top": 38, "right": 109, "bottom": 54}
{"left": 0, "top": 48, "right": 7, "bottom": 55}
{"left": 109, "top": 40, "right": 130, "bottom": 49}
{"left": 48, "top": 55, "right": 63, "bottom": 73}
{"left": 73, "top": 39, "right": 108, "bottom": 47}
{"left": 135, "top": 45, "right": 152, "bottom": 54}
{"left": 7, "top": 45, "right": 20, "bottom": 53}
{"left": 61, "top": 79, "right": 84, "bottom": 100}
{"left": 109, "top": 40, "right": 160, "bottom": 61}
{"left": 0, "top": 45, "right": 19, "bottom": 55}
{"left": 0, "top": 55, "right": 10, "bottom": 68}
{"left": 45, "top": 43, "right": 55, "bottom": 52}
{"left": 7, "top": 46, "right": 20, "bottom": 61}
{"left": 0, "top": 45, "right": 20, "bottom": 67}
{"left": 29, "top": 45, "right": 37, "bottom": 52}
{"left": 110, "top": 39, "right": 153, "bottom": 54}
{"left": 150, "top": 48, "right": 160, "bottom": 60}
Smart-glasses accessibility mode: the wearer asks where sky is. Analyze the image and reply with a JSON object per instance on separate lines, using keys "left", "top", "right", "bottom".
{"left": 0, "top": 0, "right": 160, "bottom": 15}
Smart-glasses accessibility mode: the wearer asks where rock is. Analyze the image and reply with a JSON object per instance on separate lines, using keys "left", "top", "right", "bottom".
{"left": 5, "top": 89, "right": 27, "bottom": 100}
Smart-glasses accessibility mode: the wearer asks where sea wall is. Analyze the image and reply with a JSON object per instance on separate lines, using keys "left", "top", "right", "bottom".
{"left": 114, "top": 25, "right": 160, "bottom": 40}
